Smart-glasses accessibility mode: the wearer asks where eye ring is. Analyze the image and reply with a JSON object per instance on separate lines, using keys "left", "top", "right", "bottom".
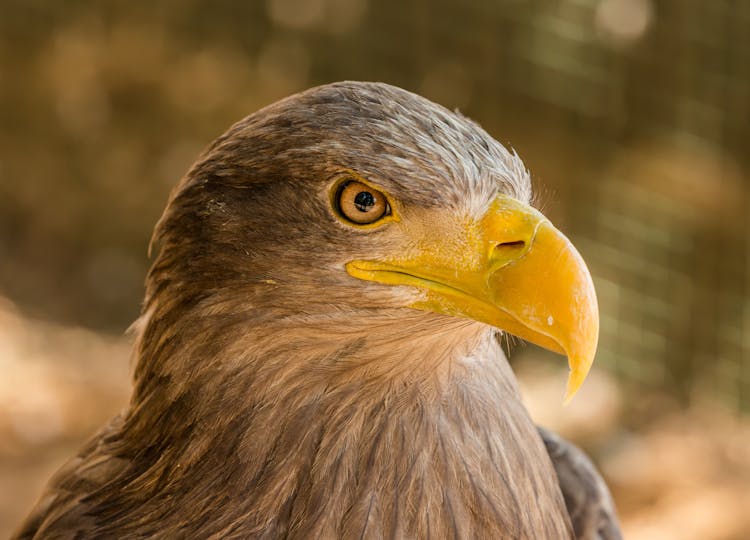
{"left": 334, "top": 179, "right": 392, "bottom": 226}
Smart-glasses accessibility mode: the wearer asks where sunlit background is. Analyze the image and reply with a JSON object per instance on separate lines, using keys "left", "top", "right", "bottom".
{"left": 1, "top": 0, "right": 748, "bottom": 537}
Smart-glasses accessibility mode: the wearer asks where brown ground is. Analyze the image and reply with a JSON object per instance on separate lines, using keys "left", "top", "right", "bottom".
{"left": 1, "top": 297, "right": 748, "bottom": 539}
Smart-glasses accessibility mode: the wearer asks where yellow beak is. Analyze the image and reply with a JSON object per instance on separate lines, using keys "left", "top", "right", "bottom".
{"left": 346, "top": 195, "right": 599, "bottom": 402}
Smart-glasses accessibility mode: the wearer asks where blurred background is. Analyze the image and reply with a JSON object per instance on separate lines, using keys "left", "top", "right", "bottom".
{"left": 0, "top": 0, "right": 748, "bottom": 537}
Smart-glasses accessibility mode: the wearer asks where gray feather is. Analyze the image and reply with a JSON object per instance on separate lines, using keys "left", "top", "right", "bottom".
{"left": 539, "top": 427, "right": 623, "bottom": 540}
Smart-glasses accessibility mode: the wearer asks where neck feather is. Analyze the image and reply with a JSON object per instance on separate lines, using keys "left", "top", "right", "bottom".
{"left": 115, "top": 308, "right": 572, "bottom": 538}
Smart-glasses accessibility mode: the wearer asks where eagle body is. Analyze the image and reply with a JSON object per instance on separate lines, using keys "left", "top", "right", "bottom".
{"left": 20, "top": 322, "right": 571, "bottom": 538}
{"left": 15, "top": 82, "right": 618, "bottom": 539}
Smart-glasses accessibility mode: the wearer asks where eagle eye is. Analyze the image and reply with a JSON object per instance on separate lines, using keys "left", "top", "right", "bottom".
{"left": 335, "top": 180, "right": 391, "bottom": 225}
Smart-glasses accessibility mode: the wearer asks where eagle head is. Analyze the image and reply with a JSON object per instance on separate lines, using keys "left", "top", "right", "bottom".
{"left": 143, "top": 81, "right": 597, "bottom": 401}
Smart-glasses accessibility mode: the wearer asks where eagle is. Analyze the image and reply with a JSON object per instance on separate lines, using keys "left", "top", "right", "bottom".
{"left": 14, "top": 82, "right": 620, "bottom": 539}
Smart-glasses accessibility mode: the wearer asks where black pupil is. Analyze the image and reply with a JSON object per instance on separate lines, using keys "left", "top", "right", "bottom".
{"left": 353, "top": 191, "right": 376, "bottom": 212}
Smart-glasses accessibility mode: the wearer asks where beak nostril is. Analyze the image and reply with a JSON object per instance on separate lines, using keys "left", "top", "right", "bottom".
{"left": 495, "top": 240, "right": 526, "bottom": 250}
{"left": 490, "top": 240, "right": 528, "bottom": 266}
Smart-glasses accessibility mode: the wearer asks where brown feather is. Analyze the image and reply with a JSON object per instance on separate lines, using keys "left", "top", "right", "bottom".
{"left": 14, "top": 82, "right": 581, "bottom": 539}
